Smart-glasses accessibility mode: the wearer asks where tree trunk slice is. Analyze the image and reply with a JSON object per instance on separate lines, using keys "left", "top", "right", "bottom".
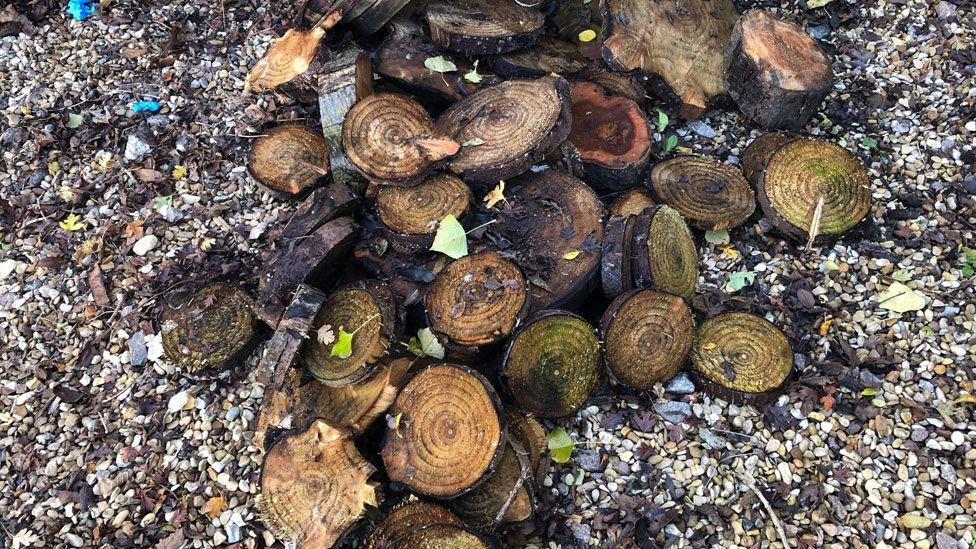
{"left": 572, "top": 65, "right": 646, "bottom": 105}
{"left": 551, "top": 0, "right": 604, "bottom": 60}
{"left": 381, "top": 363, "right": 506, "bottom": 498}
{"left": 376, "top": 18, "right": 481, "bottom": 103}
{"left": 491, "top": 37, "right": 587, "bottom": 78}
{"left": 280, "top": 180, "right": 361, "bottom": 241}
{"left": 568, "top": 81, "right": 651, "bottom": 193}
{"left": 256, "top": 216, "right": 359, "bottom": 326}
{"left": 160, "top": 283, "right": 260, "bottom": 376}
{"left": 436, "top": 76, "right": 572, "bottom": 183}
{"left": 725, "top": 10, "right": 833, "bottom": 130}
{"left": 740, "top": 132, "right": 796, "bottom": 188}
{"left": 258, "top": 420, "right": 377, "bottom": 548}
{"left": 648, "top": 155, "right": 756, "bottom": 230}
{"left": 343, "top": 92, "right": 457, "bottom": 183}
{"left": 608, "top": 187, "right": 655, "bottom": 218}
{"left": 390, "top": 523, "right": 494, "bottom": 548}
{"left": 506, "top": 411, "right": 549, "bottom": 488}
{"left": 630, "top": 205, "right": 699, "bottom": 300}
{"left": 319, "top": 47, "right": 374, "bottom": 192}
{"left": 425, "top": 251, "right": 529, "bottom": 351}
{"left": 600, "top": 214, "right": 635, "bottom": 300}
{"left": 485, "top": 170, "right": 606, "bottom": 311}
{"left": 368, "top": 501, "right": 465, "bottom": 549}
{"left": 601, "top": 0, "right": 738, "bottom": 119}
{"left": 425, "top": 0, "right": 545, "bottom": 55}
{"left": 302, "top": 279, "right": 402, "bottom": 386}
{"left": 448, "top": 442, "right": 535, "bottom": 529}
{"left": 347, "top": 0, "right": 414, "bottom": 35}
{"left": 248, "top": 125, "right": 330, "bottom": 196}
{"left": 501, "top": 310, "right": 601, "bottom": 418}
{"left": 758, "top": 138, "right": 872, "bottom": 242}
{"left": 375, "top": 173, "right": 473, "bottom": 251}
{"left": 689, "top": 312, "right": 793, "bottom": 404}
{"left": 600, "top": 289, "right": 694, "bottom": 390}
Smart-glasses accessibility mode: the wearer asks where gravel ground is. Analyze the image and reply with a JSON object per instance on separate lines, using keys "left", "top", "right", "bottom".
{"left": 1, "top": 0, "right": 975, "bottom": 547}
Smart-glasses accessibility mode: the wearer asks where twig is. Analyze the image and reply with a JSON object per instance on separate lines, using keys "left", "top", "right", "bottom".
{"left": 805, "top": 196, "right": 825, "bottom": 251}
{"left": 741, "top": 473, "right": 791, "bottom": 548}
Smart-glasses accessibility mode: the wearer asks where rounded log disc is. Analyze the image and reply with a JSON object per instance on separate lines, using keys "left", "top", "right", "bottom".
{"left": 501, "top": 310, "right": 601, "bottom": 418}
{"left": 648, "top": 156, "right": 756, "bottom": 230}
{"left": 160, "top": 283, "right": 260, "bottom": 375}
{"left": 568, "top": 81, "right": 651, "bottom": 193}
{"left": 342, "top": 92, "right": 457, "bottom": 182}
{"left": 376, "top": 19, "right": 480, "bottom": 102}
{"left": 302, "top": 280, "right": 400, "bottom": 386}
{"left": 609, "top": 187, "right": 656, "bottom": 218}
{"left": 425, "top": 0, "right": 544, "bottom": 55}
{"left": 376, "top": 173, "right": 473, "bottom": 249}
{"left": 690, "top": 312, "right": 794, "bottom": 403}
{"left": 425, "top": 252, "right": 529, "bottom": 350}
{"left": 390, "top": 523, "right": 493, "bottom": 548}
{"left": 600, "top": 214, "right": 635, "bottom": 300}
{"left": 758, "top": 138, "right": 872, "bottom": 241}
{"left": 248, "top": 125, "right": 330, "bottom": 195}
{"left": 368, "top": 500, "right": 464, "bottom": 549}
{"left": 600, "top": 289, "right": 694, "bottom": 390}
{"left": 486, "top": 170, "right": 606, "bottom": 311}
{"left": 381, "top": 364, "right": 506, "bottom": 498}
{"left": 630, "top": 206, "right": 699, "bottom": 300}
{"left": 436, "top": 76, "right": 572, "bottom": 183}
{"left": 740, "top": 132, "right": 797, "bottom": 187}
{"left": 258, "top": 420, "right": 377, "bottom": 548}
{"left": 491, "top": 37, "right": 587, "bottom": 77}
{"left": 448, "top": 442, "right": 534, "bottom": 529}
{"left": 507, "top": 410, "right": 549, "bottom": 487}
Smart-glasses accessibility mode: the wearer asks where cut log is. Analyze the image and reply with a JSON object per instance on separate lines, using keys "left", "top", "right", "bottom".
{"left": 740, "top": 132, "right": 797, "bottom": 188}
{"left": 568, "top": 81, "right": 651, "bottom": 193}
{"left": 601, "top": 0, "right": 738, "bottom": 119}
{"left": 368, "top": 501, "right": 465, "bottom": 549}
{"left": 347, "top": 0, "right": 414, "bottom": 35}
{"left": 160, "top": 283, "right": 260, "bottom": 376}
{"left": 258, "top": 420, "right": 377, "bottom": 548}
{"left": 600, "top": 214, "right": 635, "bottom": 300}
{"left": 245, "top": 11, "right": 341, "bottom": 99}
{"left": 302, "top": 279, "right": 402, "bottom": 386}
{"left": 501, "top": 310, "right": 601, "bottom": 418}
{"left": 425, "top": 252, "right": 529, "bottom": 353}
{"left": 551, "top": 0, "right": 604, "bottom": 60}
{"left": 390, "top": 524, "right": 493, "bottom": 548}
{"left": 758, "top": 138, "right": 872, "bottom": 242}
{"left": 436, "top": 76, "right": 572, "bottom": 183}
{"left": 600, "top": 289, "right": 694, "bottom": 389}
{"left": 491, "top": 37, "right": 587, "bottom": 78}
{"left": 572, "top": 65, "right": 646, "bottom": 105}
{"left": 630, "top": 206, "right": 699, "bottom": 300}
{"left": 381, "top": 364, "right": 506, "bottom": 498}
{"left": 425, "top": 0, "right": 545, "bottom": 55}
{"left": 448, "top": 442, "right": 534, "bottom": 529}
{"left": 484, "top": 170, "right": 606, "bottom": 311}
{"left": 376, "top": 19, "right": 480, "bottom": 103}
{"left": 375, "top": 173, "right": 473, "bottom": 252}
{"left": 608, "top": 187, "right": 655, "bottom": 218}
{"left": 648, "top": 156, "right": 756, "bottom": 230}
{"left": 280, "top": 180, "right": 361, "bottom": 241}
{"left": 690, "top": 312, "right": 793, "bottom": 404}
{"left": 725, "top": 10, "right": 833, "bottom": 130}
{"left": 248, "top": 125, "right": 330, "bottom": 196}
{"left": 506, "top": 411, "right": 549, "bottom": 488}
{"left": 319, "top": 47, "right": 374, "bottom": 192}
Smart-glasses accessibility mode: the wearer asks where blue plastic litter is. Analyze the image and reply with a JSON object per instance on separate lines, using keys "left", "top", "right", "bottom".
{"left": 132, "top": 100, "right": 161, "bottom": 113}
{"left": 67, "top": 0, "right": 96, "bottom": 21}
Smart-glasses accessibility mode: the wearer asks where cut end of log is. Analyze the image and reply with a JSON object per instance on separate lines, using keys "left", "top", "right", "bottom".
{"left": 248, "top": 125, "right": 331, "bottom": 195}
{"left": 426, "top": 0, "right": 545, "bottom": 55}
{"left": 648, "top": 155, "right": 756, "bottom": 231}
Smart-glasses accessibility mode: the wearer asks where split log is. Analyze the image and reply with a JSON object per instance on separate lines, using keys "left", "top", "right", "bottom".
{"left": 506, "top": 411, "right": 549, "bottom": 488}
{"left": 279, "top": 180, "right": 361, "bottom": 241}
{"left": 448, "top": 442, "right": 535, "bottom": 529}
{"left": 347, "top": 0, "right": 414, "bottom": 35}
{"left": 690, "top": 312, "right": 793, "bottom": 404}
{"left": 608, "top": 187, "right": 655, "bottom": 218}
{"left": 381, "top": 364, "right": 506, "bottom": 498}
{"left": 600, "top": 214, "right": 635, "bottom": 300}
{"left": 600, "top": 289, "right": 694, "bottom": 389}
{"left": 501, "top": 310, "right": 601, "bottom": 418}
{"left": 758, "top": 138, "right": 872, "bottom": 242}
{"left": 375, "top": 173, "right": 473, "bottom": 252}
{"left": 601, "top": 0, "right": 738, "bottom": 119}
{"left": 725, "top": 10, "right": 833, "bottom": 130}
{"left": 319, "top": 47, "right": 374, "bottom": 192}
{"left": 567, "top": 81, "right": 651, "bottom": 193}
{"left": 248, "top": 125, "right": 330, "bottom": 196}
{"left": 368, "top": 501, "right": 466, "bottom": 549}
{"left": 376, "top": 19, "right": 480, "bottom": 103}
{"left": 436, "top": 76, "right": 572, "bottom": 183}
{"left": 490, "top": 37, "right": 587, "bottom": 78}
{"left": 245, "top": 11, "right": 342, "bottom": 100}
{"left": 648, "top": 156, "right": 756, "bottom": 230}
{"left": 425, "top": 0, "right": 545, "bottom": 55}
{"left": 740, "top": 132, "right": 797, "bottom": 188}
{"left": 629, "top": 206, "right": 699, "bottom": 300}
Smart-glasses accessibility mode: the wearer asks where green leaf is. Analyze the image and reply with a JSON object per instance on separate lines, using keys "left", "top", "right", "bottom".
{"left": 655, "top": 108, "right": 669, "bottom": 133}
{"left": 330, "top": 328, "right": 354, "bottom": 359}
{"left": 66, "top": 113, "right": 84, "bottom": 129}
{"left": 409, "top": 328, "right": 445, "bottom": 359}
{"left": 806, "top": 0, "right": 836, "bottom": 8}
{"left": 664, "top": 135, "right": 678, "bottom": 153}
{"left": 59, "top": 213, "right": 85, "bottom": 231}
{"left": 878, "top": 281, "right": 926, "bottom": 313}
{"left": 704, "top": 230, "right": 730, "bottom": 245}
{"left": 424, "top": 55, "right": 457, "bottom": 73}
{"left": 725, "top": 270, "right": 756, "bottom": 292}
{"left": 962, "top": 247, "right": 976, "bottom": 264}
{"left": 464, "top": 60, "right": 482, "bottom": 83}
{"left": 861, "top": 388, "right": 878, "bottom": 397}
{"left": 861, "top": 136, "right": 878, "bottom": 150}
{"left": 547, "top": 426, "right": 575, "bottom": 464}
{"left": 963, "top": 266, "right": 975, "bottom": 278}
{"left": 891, "top": 269, "right": 912, "bottom": 282}
{"left": 430, "top": 214, "right": 468, "bottom": 259}
{"left": 153, "top": 195, "right": 173, "bottom": 213}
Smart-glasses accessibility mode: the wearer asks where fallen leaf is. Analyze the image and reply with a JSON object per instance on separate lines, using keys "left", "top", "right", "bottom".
{"left": 430, "top": 214, "right": 468, "bottom": 259}
{"left": 172, "top": 165, "right": 187, "bottom": 180}
{"left": 424, "top": 55, "right": 457, "bottom": 73}
{"left": 135, "top": 168, "right": 165, "bottom": 183}
{"left": 655, "top": 108, "right": 669, "bottom": 132}
{"left": 806, "top": 0, "right": 836, "bottom": 8}
{"left": 664, "top": 135, "right": 678, "bottom": 153}
{"left": 464, "top": 60, "right": 483, "bottom": 83}
{"left": 547, "top": 426, "right": 575, "bottom": 463}
{"left": 462, "top": 137, "right": 486, "bottom": 147}
{"left": 578, "top": 29, "right": 596, "bottom": 42}
{"left": 704, "top": 230, "right": 729, "bottom": 245}
{"left": 818, "top": 318, "right": 833, "bottom": 336}
{"left": 878, "top": 282, "right": 926, "bottom": 313}
{"left": 725, "top": 270, "right": 755, "bottom": 292}
{"left": 331, "top": 328, "right": 354, "bottom": 359}
{"left": 59, "top": 213, "right": 85, "bottom": 231}
{"left": 317, "top": 324, "right": 336, "bottom": 346}
{"left": 954, "top": 393, "right": 976, "bottom": 404}
{"left": 88, "top": 264, "right": 110, "bottom": 307}
{"left": 412, "top": 327, "right": 445, "bottom": 359}
{"left": 244, "top": 11, "right": 341, "bottom": 93}
{"left": 563, "top": 250, "right": 582, "bottom": 260}
{"left": 483, "top": 181, "right": 507, "bottom": 209}
{"left": 202, "top": 496, "right": 227, "bottom": 518}
{"left": 66, "top": 113, "right": 84, "bottom": 129}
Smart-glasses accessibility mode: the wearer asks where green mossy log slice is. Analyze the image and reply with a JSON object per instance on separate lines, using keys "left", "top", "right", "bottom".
{"left": 160, "top": 283, "right": 260, "bottom": 375}
{"left": 368, "top": 500, "right": 465, "bottom": 549}
{"left": 436, "top": 76, "right": 572, "bottom": 183}
{"left": 425, "top": 251, "right": 529, "bottom": 351}
{"left": 740, "top": 132, "right": 797, "bottom": 188}
{"left": 491, "top": 37, "right": 587, "bottom": 78}
{"left": 609, "top": 187, "right": 656, "bottom": 218}
{"left": 630, "top": 206, "right": 699, "bottom": 300}
{"left": 376, "top": 19, "right": 480, "bottom": 102}
{"left": 567, "top": 81, "right": 652, "bottom": 193}
{"left": 758, "top": 138, "right": 872, "bottom": 242}
{"left": 375, "top": 173, "right": 473, "bottom": 252}
{"left": 381, "top": 364, "right": 506, "bottom": 498}
{"left": 725, "top": 10, "right": 833, "bottom": 130}
{"left": 600, "top": 289, "right": 694, "bottom": 390}
{"left": 425, "top": 0, "right": 544, "bottom": 55}
{"left": 485, "top": 170, "right": 606, "bottom": 311}
{"left": 248, "top": 125, "right": 330, "bottom": 195}
{"left": 258, "top": 420, "right": 377, "bottom": 548}
{"left": 501, "top": 310, "right": 601, "bottom": 418}
{"left": 343, "top": 93, "right": 458, "bottom": 183}
{"left": 390, "top": 523, "right": 493, "bottom": 548}
{"left": 302, "top": 279, "right": 401, "bottom": 386}
{"left": 600, "top": 214, "right": 635, "bottom": 300}
{"left": 448, "top": 442, "right": 534, "bottom": 529}
{"left": 690, "top": 312, "right": 794, "bottom": 403}
{"left": 507, "top": 411, "right": 549, "bottom": 487}
{"left": 648, "top": 156, "right": 756, "bottom": 231}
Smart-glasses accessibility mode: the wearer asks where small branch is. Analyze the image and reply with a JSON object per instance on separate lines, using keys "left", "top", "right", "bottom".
{"left": 741, "top": 473, "right": 791, "bottom": 548}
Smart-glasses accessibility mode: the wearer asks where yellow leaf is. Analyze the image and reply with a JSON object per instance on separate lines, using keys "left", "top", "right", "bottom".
{"left": 59, "top": 213, "right": 85, "bottom": 232}
{"left": 578, "top": 29, "right": 596, "bottom": 43}
{"left": 563, "top": 250, "right": 581, "bottom": 260}
{"left": 48, "top": 161, "right": 60, "bottom": 176}
{"left": 172, "top": 165, "right": 187, "bottom": 180}
{"left": 202, "top": 496, "right": 227, "bottom": 518}
{"left": 954, "top": 393, "right": 976, "bottom": 404}
{"left": 719, "top": 245, "right": 739, "bottom": 259}
{"left": 818, "top": 318, "right": 833, "bottom": 336}
{"left": 483, "top": 180, "right": 507, "bottom": 209}
{"left": 702, "top": 342, "right": 717, "bottom": 350}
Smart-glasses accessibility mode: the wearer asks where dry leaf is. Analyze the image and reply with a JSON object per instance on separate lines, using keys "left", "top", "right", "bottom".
{"left": 806, "top": 195, "right": 825, "bottom": 251}
{"left": 202, "top": 496, "right": 227, "bottom": 518}
{"left": 88, "top": 264, "right": 110, "bottom": 307}
{"left": 245, "top": 11, "right": 341, "bottom": 93}
{"left": 484, "top": 181, "right": 507, "bottom": 209}
{"left": 317, "top": 324, "right": 336, "bottom": 346}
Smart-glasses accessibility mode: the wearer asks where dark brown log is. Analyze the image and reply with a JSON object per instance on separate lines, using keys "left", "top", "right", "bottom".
{"left": 280, "top": 180, "right": 361, "bottom": 241}
{"left": 551, "top": 0, "right": 604, "bottom": 60}
{"left": 648, "top": 155, "right": 756, "bottom": 230}
{"left": 490, "top": 37, "right": 587, "bottom": 78}
{"left": 572, "top": 65, "right": 646, "bottom": 105}
{"left": 608, "top": 187, "right": 655, "bottom": 218}
{"left": 354, "top": 220, "right": 448, "bottom": 304}
{"left": 248, "top": 125, "right": 330, "bottom": 196}
{"left": 725, "top": 10, "right": 833, "bottom": 130}
{"left": 740, "top": 132, "right": 797, "bottom": 188}
{"left": 425, "top": 0, "right": 545, "bottom": 55}
{"left": 629, "top": 206, "right": 699, "bottom": 300}
{"left": 318, "top": 46, "right": 374, "bottom": 192}
{"left": 391, "top": 524, "right": 494, "bottom": 548}
{"left": 346, "top": 0, "right": 414, "bottom": 35}
{"left": 600, "top": 214, "right": 635, "bottom": 300}
{"left": 368, "top": 501, "right": 466, "bottom": 549}
{"left": 448, "top": 441, "right": 535, "bottom": 529}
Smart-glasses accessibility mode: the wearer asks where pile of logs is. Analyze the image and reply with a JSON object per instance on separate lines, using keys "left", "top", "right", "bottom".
{"left": 158, "top": 0, "right": 874, "bottom": 546}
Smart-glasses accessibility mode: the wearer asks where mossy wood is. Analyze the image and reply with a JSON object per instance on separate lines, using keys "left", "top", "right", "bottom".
{"left": 248, "top": 125, "right": 330, "bottom": 196}
{"left": 491, "top": 37, "right": 587, "bottom": 78}
{"left": 390, "top": 523, "right": 494, "bottom": 548}
{"left": 648, "top": 155, "right": 756, "bottom": 230}
{"left": 740, "top": 132, "right": 796, "bottom": 188}
{"left": 448, "top": 442, "right": 535, "bottom": 529}
{"left": 425, "top": 0, "right": 545, "bottom": 55}
{"left": 629, "top": 206, "right": 699, "bottom": 300}
{"left": 376, "top": 19, "right": 480, "bottom": 102}
{"left": 368, "top": 501, "right": 465, "bottom": 549}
